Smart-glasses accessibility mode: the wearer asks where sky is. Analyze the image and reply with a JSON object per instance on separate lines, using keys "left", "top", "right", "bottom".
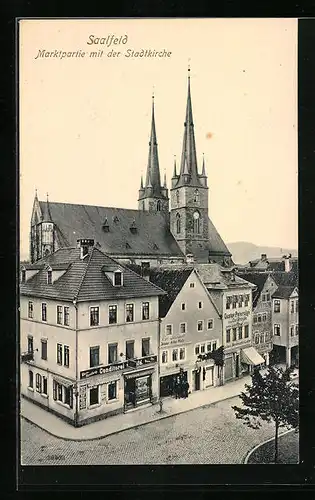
{"left": 19, "top": 18, "right": 298, "bottom": 259}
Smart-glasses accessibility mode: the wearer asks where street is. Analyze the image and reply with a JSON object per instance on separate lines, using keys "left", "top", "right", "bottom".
{"left": 21, "top": 395, "right": 281, "bottom": 465}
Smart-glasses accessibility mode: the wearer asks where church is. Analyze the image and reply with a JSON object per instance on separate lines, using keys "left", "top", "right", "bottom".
{"left": 29, "top": 69, "right": 233, "bottom": 267}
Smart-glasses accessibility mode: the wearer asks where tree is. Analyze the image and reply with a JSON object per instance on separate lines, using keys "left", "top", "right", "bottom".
{"left": 232, "top": 365, "right": 299, "bottom": 463}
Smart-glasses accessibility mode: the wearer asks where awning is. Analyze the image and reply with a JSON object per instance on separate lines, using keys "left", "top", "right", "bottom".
{"left": 53, "top": 375, "right": 74, "bottom": 387}
{"left": 241, "top": 347, "right": 265, "bottom": 366}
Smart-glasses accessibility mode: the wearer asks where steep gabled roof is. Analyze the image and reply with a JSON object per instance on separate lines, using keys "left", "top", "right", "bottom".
{"left": 272, "top": 285, "right": 297, "bottom": 299}
{"left": 235, "top": 272, "right": 269, "bottom": 307}
{"left": 20, "top": 247, "right": 166, "bottom": 302}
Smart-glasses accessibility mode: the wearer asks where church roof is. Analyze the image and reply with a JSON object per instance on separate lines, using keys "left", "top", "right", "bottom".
{"left": 38, "top": 201, "right": 183, "bottom": 258}
{"left": 20, "top": 246, "right": 166, "bottom": 302}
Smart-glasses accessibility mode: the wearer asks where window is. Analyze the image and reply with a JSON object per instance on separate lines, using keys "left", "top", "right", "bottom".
{"left": 47, "top": 270, "right": 52, "bottom": 284}
{"left": 181, "top": 303, "right": 186, "bottom": 311}
{"left": 108, "top": 343, "right": 118, "bottom": 364}
{"left": 197, "top": 320, "right": 204, "bottom": 331}
{"left": 42, "top": 376, "right": 47, "bottom": 395}
{"left": 156, "top": 200, "right": 161, "bottom": 211}
{"left": 172, "top": 349, "right": 178, "bottom": 362}
{"left": 89, "top": 386, "right": 99, "bottom": 406}
{"left": 265, "top": 331, "right": 271, "bottom": 341}
{"left": 109, "top": 305, "right": 117, "bottom": 324}
{"left": 207, "top": 342, "right": 211, "bottom": 352}
{"left": 166, "top": 324, "right": 172, "bottom": 335}
{"left": 193, "top": 211, "right": 200, "bottom": 233}
{"left": 28, "top": 301, "right": 33, "bottom": 319}
{"left": 161, "top": 351, "right": 168, "bottom": 363}
{"left": 296, "top": 300, "right": 299, "bottom": 313}
{"left": 57, "top": 384, "right": 63, "bottom": 401}
{"left": 296, "top": 325, "right": 299, "bottom": 336}
{"left": 195, "top": 345, "right": 200, "bottom": 355}
{"left": 274, "top": 300, "right": 281, "bottom": 313}
{"left": 232, "top": 296, "right": 237, "bottom": 309}
{"left": 226, "top": 329, "right": 231, "bottom": 343}
{"left": 253, "top": 315, "right": 257, "bottom": 324}
{"left": 126, "top": 340, "right": 134, "bottom": 360}
{"left": 238, "top": 327, "right": 242, "bottom": 340}
{"left": 90, "top": 346, "right": 100, "bottom": 367}
{"left": 41, "top": 339, "right": 47, "bottom": 360}
{"left": 200, "top": 344, "right": 205, "bottom": 353}
{"left": 28, "top": 370, "right": 33, "bottom": 389}
{"left": 180, "top": 322, "right": 186, "bottom": 334}
{"left": 114, "top": 271, "right": 122, "bottom": 286}
{"left": 244, "top": 294, "right": 250, "bottom": 307}
{"left": 258, "top": 314, "right": 262, "bottom": 323}
{"left": 57, "top": 306, "right": 63, "bottom": 325}
{"left": 142, "top": 338, "right": 150, "bottom": 357}
{"left": 266, "top": 293, "right": 271, "bottom": 301}
{"left": 57, "top": 343, "right": 62, "bottom": 364}
{"left": 290, "top": 325, "right": 294, "bottom": 337}
{"left": 238, "top": 295, "right": 243, "bottom": 308}
{"left": 262, "top": 313, "right": 267, "bottom": 322}
{"left": 179, "top": 348, "right": 185, "bottom": 360}
{"left": 126, "top": 304, "right": 134, "bottom": 322}
{"left": 274, "top": 324, "right": 281, "bottom": 336}
{"left": 232, "top": 328, "right": 237, "bottom": 341}
{"left": 226, "top": 297, "right": 231, "bottom": 310}
{"left": 255, "top": 334, "right": 259, "bottom": 344}
{"left": 142, "top": 302, "right": 150, "bottom": 320}
{"left": 90, "top": 306, "right": 99, "bottom": 326}
{"left": 244, "top": 325, "right": 249, "bottom": 338}
{"left": 64, "top": 387, "right": 72, "bottom": 406}
{"left": 108, "top": 381, "right": 117, "bottom": 400}
{"left": 176, "top": 190, "right": 180, "bottom": 204}
{"left": 194, "top": 189, "right": 199, "bottom": 203}
{"left": 27, "top": 336, "right": 33, "bottom": 354}
{"left": 176, "top": 213, "right": 181, "bottom": 233}
{"left": 64, "top": 306, "right": 70, "bottom": 326}
{"left": 190, "top": 283, "right": 195, "bottom": 288}
{"left": 41, "top": 303, "right": 47, "bottom": 322}
{"left": 198, "top": 301, "right": 203, "bottom": 309}
{"left": 212, "top": 341, "right": 217, "bottom": 351}
{"left": 291, "top": 300, "right": 295, "bottom": 313}
{"left": 35, "top": 373, "right": 42, "bottom": 393}
{"left": 21, "top": 269, "right": 26, "bottom": 283}
{"left": 64, "top": 346, "right": 69, "bottom": 367}
{"left": 207, "top": 319, "right": 213, "bottom": 330}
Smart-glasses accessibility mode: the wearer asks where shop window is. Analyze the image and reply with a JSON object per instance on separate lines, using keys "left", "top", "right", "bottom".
{"left": 197, "top": 320, "right": 203, "bottom": 331}
{"left": 57, "top": 305, "right": 63, "bottom": 325}
{"left": 90, "top": 306, "right": 99, "bottom": 326}
{"left": 232, "top": 328, "right": 237, "bottom": 341}
{"left": 109, "top": 305, "right": 117, "bottom": 324}
{"left": 36, "top": 373, "right": 42, "bottom": 393}
{"left": 126, "top": 340, "right": 134, "bottom": 360}
{"left": 180, "top": 348, "right": 185, "bottom": 360}
{"left": 57, "top": 343, "right": 63, "bottom": 365}
{"left": 108, "top": 381, "right": 117, "bottom": 401}
{"left": 28, "top": 370, "right": 33, "bottom": 389}
{"left": 64, "top": 306, "right": 70, "bottom": 326}
{"left": 181, "top": 303, "right": 186, "bottom": 311}
{"left": 142, "top": 338, "right": 150, "bottom": 357}
{"left": 166, "top": 324, "right": 172, "bottom": 335}
{"left": 180, "top": 322, "right": 186, "bottom": 334}
{"left": 42, "top": 376, "right": 47, "bottom": 395}
{"left": 90, "top": 346, "right": 100, "bottom": 367}
{"left": 161, "top": 351, "right": 168, "bottom": 363}
{"left": 27, "top": 335, "right": 33, "bottom": 354}
{"left": 53, "top": 381, "right": 73, "bottom": 408}
{"left": 274, "top": 300, "right": 281, "bottom": 313}
{"left": 28, "top": 301, "right": 33, "bottom": 319}
{"left": 142, "top": 302, "right": 150, "bottom": 320}
{"left": 244, "top": 325, "right": 249, "bottom": 338}
{"left": 226, "top": 329, "right": 231, "bottom": 343}
{"left": 41, "top": 303, "right": 47, "bottom": 322}
{"left": 89, "top": 386, "right": 99, "bottom": 406}
{"left": 172, "top": 349, "right": 178, "bottom": 362}
{"left": 108, "top": 343, "right": 118, "bottom": 364}
{"left": 41, "top": 339, "right": 47, "bottom": 360}
{"left": 126, "top": 304, "right": 134, "bottom": 322}
{"left": 274, "top": 324, "right": 281, "bottom": 336}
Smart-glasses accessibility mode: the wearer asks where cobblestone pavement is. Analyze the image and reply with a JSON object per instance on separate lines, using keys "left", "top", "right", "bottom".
{"left": 21, "top": 396, "right": 282, "bottom": 465}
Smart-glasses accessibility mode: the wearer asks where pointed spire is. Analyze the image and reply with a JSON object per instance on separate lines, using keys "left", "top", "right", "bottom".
{"left": 144, "top": 92, "right": 163, "bottom": 196}
{"left": 34, "top": 188, "right": 38, "bottom": 200}
{"left": 201, "top": 153, "right": 206, "bottom": 176}
{"left": 163, "top": 169, "right": 167, "bottom": 188}
{"left": 42, "top": 192, "right": 53, "bottom": 222}
{"left": 176, "top": 66, "right": 201, "bottom": 187}
{"left": 172, "top": 155, "right": 177, "bottom": 178}
{"left": 147, "top": 170, "right": 153, "bottom": 189}
{"left": 140, "top": 174, "right": 144, "bottom": 189}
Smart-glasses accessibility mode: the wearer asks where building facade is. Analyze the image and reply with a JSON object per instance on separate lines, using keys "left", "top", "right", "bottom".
{"left": 20, "top": 240, "right": 165, "bottom": 426}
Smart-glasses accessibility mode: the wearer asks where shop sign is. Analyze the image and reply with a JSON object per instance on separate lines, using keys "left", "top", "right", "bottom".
{"left": 161, "top": 335, "right": 186, "bottom": 347}
{"left": 224, "top": 309, "right": 250, "bottom": 326}
{"left": 128, "top": 355, "right": 157, "bottom": 368}
{"left": 80, "top": 360, "right": 129, "bottom": 380}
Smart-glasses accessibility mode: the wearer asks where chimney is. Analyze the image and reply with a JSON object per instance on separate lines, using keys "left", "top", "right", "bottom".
{"left": 261, "top": 254, "right": 267, "bottom": 262}
{"left": 77, "top": 239, "right": 94, "bottom": 259}
{"left": 186, "top": 253, "right": 194, "bottom": 265}
{"left": 283, "top": 255, "right": 291, "bottom": 273}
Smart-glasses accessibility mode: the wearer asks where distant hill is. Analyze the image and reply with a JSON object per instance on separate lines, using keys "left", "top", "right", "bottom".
{"left": 227, "top": 242, "right": 298, "bottom": 265}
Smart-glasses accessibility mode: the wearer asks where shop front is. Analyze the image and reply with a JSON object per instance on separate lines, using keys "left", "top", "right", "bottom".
{"left": 124, "top": 369, "right": 154, "bottom": 410}
{"left": 240, "top": 346, "right": 265, "bottom": 373}
{"left": 160, "top": 369, "right": 188, "bottom": 398}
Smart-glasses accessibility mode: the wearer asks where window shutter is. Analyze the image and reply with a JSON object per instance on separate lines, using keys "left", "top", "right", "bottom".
{"left": 53, "top": 380, "right": 57, "bottom": 400}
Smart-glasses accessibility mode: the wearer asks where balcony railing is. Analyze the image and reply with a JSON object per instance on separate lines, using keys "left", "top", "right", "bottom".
{"left": 21, "top": 351, "right": 34, "bottom": 362}
{"left": 80, "top": 354, "right": 158, "bottom": 380}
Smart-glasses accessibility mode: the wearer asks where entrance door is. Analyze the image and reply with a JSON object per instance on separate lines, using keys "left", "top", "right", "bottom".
{"left": 124, "top": 378, "right": 136, "bottom": 409}
{"left": 194, "top": 370, "right": 201, "bottom": 391}
{"left": 205, "top": 367, "right": 214, "bottom": 388}
{"left": 235, "top": 354, "right": 240, "bottom": 378}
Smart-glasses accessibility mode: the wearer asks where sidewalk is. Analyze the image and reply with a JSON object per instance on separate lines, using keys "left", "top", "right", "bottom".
{"left": 21, "top": 367, "right": 298, "bottom": 442}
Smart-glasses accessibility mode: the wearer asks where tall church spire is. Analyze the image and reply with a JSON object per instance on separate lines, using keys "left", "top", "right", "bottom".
{"left": 144, "top": 92, "right": 162, "bottom": 196}
{"left": 176, "top": 66, "right": 202, "bottom": 187}
{"left": 42, "top": 192, "right": 53, "bottom": 222}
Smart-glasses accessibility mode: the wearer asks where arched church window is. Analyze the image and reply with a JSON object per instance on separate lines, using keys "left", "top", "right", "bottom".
{"left": 194, "top": 189, "right": 199, "bottom": 203}
{"left": 176, "top": 190, "right": 180, "bottom": 204}
{"left": 193, "top": 211, "right": 200, "bottom": 234}
{"left": 176, "top": 213, "right": 181, "bottom": 234}
{"left": 157, "top": 200, "right": 161, "bottom": 211}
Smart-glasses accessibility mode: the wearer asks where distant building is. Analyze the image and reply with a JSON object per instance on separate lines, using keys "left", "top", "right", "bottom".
{"left": 247, "top": 253, "right": 298, "bottom": 273}
{"left": 20, "top": 239, "right": 165, "bottom": 427}
{"left": 29, "top": 71, "right": 232, "bottom": 267}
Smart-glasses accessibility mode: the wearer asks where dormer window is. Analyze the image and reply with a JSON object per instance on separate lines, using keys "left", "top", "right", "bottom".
{"left": 153, "top": 243, "right": 159, "bottom": 250}
{"left": 126, "top": 242, "right": 131, "bottom": 249}
{"left": 113, "top": 216, "right": 119, "bottom": 223}
{"left": 21, "top": 269, "right": 26, "bottom": 283}
{"left": 47, "top": 270, "right": 52, "bottom": 284}
{"left": 102, "top": 218, "right": 110, "bottom": 232}
{"left": 114, "top": 271, "right": 122, "bottom": 287}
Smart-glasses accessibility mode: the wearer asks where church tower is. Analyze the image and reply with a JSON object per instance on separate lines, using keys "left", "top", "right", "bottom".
{"left": 170, "top": 68, "right": 209, "bottom": 258}
{"left": 30, "top": 191, "right": 56, "bottom": 262}
{"left": 138, "top": 94, "right": 169, "bottom": 213}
